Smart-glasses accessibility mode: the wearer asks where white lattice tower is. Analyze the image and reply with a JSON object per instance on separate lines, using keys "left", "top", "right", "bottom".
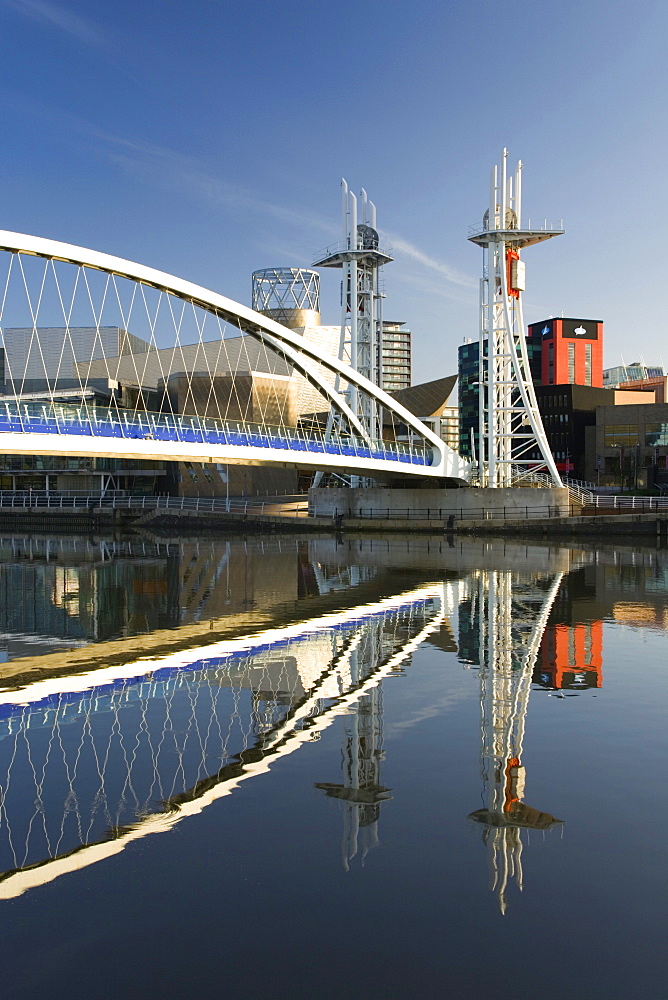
{"left": 469, "top": 151, "right": 564, "bottom": 488}
{"left": 313, "top": 181, "right": 393, "bottom": 445}
{"left": 315, "top": 620, "right": 392, "bottom": 869}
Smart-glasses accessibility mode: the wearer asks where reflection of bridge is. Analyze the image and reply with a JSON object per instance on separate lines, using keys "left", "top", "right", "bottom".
{"left": 0, "top": 530, "right": 582, "bottom": 907}
{"left": 0, "top": 232, "right": 468, "bottom": 481}
{"left": 0, "top": 585, "right": 446, "bottom": 899}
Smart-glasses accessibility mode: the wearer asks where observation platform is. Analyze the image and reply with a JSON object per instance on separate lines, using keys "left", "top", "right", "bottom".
{"left": 468, "top": 218, "right": 565, "bottom": 249}
{"left": 312, "top": 240, "right": 394, "bottom": 268}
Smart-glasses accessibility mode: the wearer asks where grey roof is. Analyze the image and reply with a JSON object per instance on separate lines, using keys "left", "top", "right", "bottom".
{"left": 75, "top": 335, "right": 293, "bottom": 389}
{"left": 388, "top": 375, "right": 457, "bottom": 418}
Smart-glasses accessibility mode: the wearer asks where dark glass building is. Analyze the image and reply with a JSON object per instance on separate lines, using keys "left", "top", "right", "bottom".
{"left": 457, "top": 340, "right": 486, "bottom": 459}
{"left": 459, "top": 320, "right": 605, "bottom": 466}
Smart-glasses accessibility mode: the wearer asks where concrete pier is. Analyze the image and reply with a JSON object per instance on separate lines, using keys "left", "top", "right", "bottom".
{"left": 309, "top": 486, "right": 571, "bottom": 520}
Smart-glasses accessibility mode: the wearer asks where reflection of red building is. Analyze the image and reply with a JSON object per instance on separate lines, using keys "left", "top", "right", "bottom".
{"left": 535, "top": 622, "right": 603, "bottom": 690}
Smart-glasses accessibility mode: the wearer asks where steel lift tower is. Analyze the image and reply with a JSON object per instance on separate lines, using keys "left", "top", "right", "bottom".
{"left": 468, "top": 151, "right": 564, "bottom": 488}
{"left": 313, "top": 180, "right": 393, "bottom": 444}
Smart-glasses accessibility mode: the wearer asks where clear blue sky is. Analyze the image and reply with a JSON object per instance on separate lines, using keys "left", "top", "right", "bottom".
{"left": 1, "top": 0, "right": 666, "bottom": 383}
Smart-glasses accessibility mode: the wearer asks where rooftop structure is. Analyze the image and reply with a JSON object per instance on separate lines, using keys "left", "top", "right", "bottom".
{"left": 613, "top": 374, "right": 668, "bottom": 404}
{"left": 388, "top": 374, "right": 458, "bottom": 452}
{"left": 252, "top": 267, "right": 321, "bottom": 329}
{"left": 604, "top": 362, "right": 664, "bottom": 388}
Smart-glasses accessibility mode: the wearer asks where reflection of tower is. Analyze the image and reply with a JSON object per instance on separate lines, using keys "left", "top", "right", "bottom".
{"left": 313, "top": 181, "right": 393, "bottom": 443}
{"left": 468, "top": 150, "right": 564, "bottom": 487}
{"left": 467, "top": 570, "right": 564, "bottom": 914}
{"left": 316, "top": 686, "right": 391, "bottom": 870}
{"left": 314, "top": 606, "right": 406, "bottom": 869}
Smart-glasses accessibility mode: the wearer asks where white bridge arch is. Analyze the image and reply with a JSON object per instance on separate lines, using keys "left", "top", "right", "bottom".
{"left": 0, "top": 231, "right": 469, "bottom": 481}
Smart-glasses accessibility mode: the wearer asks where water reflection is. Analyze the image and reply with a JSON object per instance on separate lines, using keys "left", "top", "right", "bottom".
{"left": 0, "top": 535, "right": 407, "bottom": 665}
{"left": 0, "top": 532, "right": 666, "bottom": 910}
{"left": 315, "top": 687, "right": 391, "bottom": 870}
{"left": 0, "top": 579, "right": 444, "bottom": 899}
{"left": 461, "top": 570, "right": 565, "bottom": 914}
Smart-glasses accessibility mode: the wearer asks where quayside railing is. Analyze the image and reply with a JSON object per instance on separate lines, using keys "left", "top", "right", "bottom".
{"left": 0, "top": 493, "right": 310, "bottom": 516}
{"left": 310, "top": 496, "right": 668, "bottom": 520}
{"left": 2, "top": 492, "right": 668, "bottom": 520}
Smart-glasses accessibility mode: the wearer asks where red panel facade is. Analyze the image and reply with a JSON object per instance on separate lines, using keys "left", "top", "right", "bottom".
{"left": 528, "top": 318, "right": 604, "bottom": 387}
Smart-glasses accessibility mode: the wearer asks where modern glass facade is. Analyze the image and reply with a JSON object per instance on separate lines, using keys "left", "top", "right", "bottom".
{"left": 2, "top": 327, "right": 150, "bottom": 393}
{"left": 458, "top": 340, "right": 487, "bottom": 459}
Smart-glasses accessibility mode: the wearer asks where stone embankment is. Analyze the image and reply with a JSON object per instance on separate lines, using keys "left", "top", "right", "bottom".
{"left": 0, "top": 494, "right": 666, "bottom": 540}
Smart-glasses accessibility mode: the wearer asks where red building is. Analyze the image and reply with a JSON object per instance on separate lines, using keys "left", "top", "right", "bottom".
{"left": 528, "top": 318, "right": 603, "bottom": 388}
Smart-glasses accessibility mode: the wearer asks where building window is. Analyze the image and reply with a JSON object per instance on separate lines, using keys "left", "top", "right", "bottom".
{"left": 605, "top": 424, "right": 639, "bottom": 447}
{"left": 568, "top": 343, "right": 575, "bottom": 383}
{"left": 585, "top": 344, "right": 592, "bottom": 386}
{"left": 646, "top": 422, "right": 668, "bottom": 446}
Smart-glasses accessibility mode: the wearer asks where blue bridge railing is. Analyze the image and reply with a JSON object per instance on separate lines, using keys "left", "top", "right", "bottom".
{"left": 0, "top": 400, "right": 432, "bottom": 467}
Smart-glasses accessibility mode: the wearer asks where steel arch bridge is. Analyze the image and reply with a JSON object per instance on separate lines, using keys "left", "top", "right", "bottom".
{"left": 0, "top": 232, "right": 469, "bottom": 482}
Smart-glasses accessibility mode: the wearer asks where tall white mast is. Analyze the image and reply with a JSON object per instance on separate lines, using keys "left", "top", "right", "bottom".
{"left": 469, "top": 150, "right": 564, "bottom": 488}
{"left": 314, "top": 179, "right": 392, "bottom": 443}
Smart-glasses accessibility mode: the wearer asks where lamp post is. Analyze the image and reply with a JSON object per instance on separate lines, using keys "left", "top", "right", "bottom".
{"left": 612, "top": 444, "right": 623, "bottom": 492}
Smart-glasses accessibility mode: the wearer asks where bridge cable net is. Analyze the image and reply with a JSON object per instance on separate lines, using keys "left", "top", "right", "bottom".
{"left": 0, "top": 591, "right": 443, "bottom": 897}
{"left": 0, "top": 247, "right": 435, "bottom": 477}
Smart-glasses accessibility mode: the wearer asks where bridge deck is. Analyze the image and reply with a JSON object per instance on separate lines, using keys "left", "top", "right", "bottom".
{"left": 0, "top": 400, "right": 438, "bottom": 477}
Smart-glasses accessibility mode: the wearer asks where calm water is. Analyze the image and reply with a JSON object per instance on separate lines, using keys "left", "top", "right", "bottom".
{"left": 0, "top": 531, "right": 666, "bottom": 999}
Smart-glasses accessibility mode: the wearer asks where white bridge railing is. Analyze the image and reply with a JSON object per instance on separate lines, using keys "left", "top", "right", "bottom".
{"left": 0, "top": 399, "right": 433, "bottom": 469}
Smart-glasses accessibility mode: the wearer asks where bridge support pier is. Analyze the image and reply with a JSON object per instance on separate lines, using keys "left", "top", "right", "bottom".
{"left": 310, "top": 487, "right": 570, "bottom": 521}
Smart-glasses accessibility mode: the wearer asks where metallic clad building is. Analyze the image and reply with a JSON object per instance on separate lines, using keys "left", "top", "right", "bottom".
{"left": 252, "top": 267, "right": 321, "bottom": 329}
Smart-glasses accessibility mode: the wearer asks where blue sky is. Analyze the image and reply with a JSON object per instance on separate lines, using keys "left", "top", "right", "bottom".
{"left": 1, "top": 0, "right": 666, "bottom": 383}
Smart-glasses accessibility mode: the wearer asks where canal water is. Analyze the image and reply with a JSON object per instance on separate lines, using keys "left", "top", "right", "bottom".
{"left": 0, "top": 531, "right": 665, "bottom": 999}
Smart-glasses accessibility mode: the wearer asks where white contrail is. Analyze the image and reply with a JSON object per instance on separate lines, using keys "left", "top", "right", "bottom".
{"left": 2, "top": 0, "right": 105, "bottom": 48}
{"left": 382, "top": 231, "right": 477, "bottom": 290}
